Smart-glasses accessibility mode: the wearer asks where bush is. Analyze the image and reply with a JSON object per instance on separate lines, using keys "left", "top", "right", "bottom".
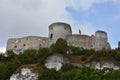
{"left": 60, "top": 69, "right": 76, "bottom": 80}
{"left": 50, "top": 38, "right": 67, "bottom": 54}
{"left": 68, "top": 46, "right": 80, "bottom": 54}
{"left": 38, "top": 69, "right": 60, "bottom": 80}
{"left": 0, "top": 61, "right": 20, "bottom": 80}
{"left": 74, "top": 67, "right": 102, "bottom": 80}
{"left": 61, "top": 64, "right": 78, "bottom": 72}
{"left": 18, "top": 49, "right": 37, "bottom": 64}
{"left": 0, "top": 50, "right": 16, "bottom": 62}
{"left": 36, "top": 48, "right": 51, "bottom": 65}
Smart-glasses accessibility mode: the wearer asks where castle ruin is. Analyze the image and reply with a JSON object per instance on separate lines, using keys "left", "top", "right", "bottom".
{"left": 6, "top": 22, "right": 111, "bottom": 54}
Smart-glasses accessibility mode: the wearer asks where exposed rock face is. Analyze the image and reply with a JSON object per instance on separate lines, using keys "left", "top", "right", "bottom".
{"left": 45, "top": 55, "right": 82, "bottom": 70}
{"left": 45, "top": 55, "right": 120, "bottom": 70}
{"left": 44, "top": 55, "right": 70, "bottom": 71}
{"left": 87, "top": 61, "right": 120, "bottom": 70}
{"left": 10, "top": 68, "right": 38, "bottom": 80}
{"left": 9, "top": 55, "right": 120, "bottom": 79}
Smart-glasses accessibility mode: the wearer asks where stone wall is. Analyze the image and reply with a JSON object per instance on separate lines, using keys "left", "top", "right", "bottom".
{"left": 6, "top": 22, "right": 111, "bottom": 54}
{"left": 7, "top": 36, "right": 48, "bottom": 54}
{"left": 67, "top": 34, "right": 92, "bottom": 49}
{"left": 66, "top": 31, "right": 110, "bottom": 50}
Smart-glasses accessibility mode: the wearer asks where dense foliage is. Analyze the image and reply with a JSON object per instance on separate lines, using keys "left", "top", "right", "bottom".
{"left": 36, "top": 47, "right": 51, "bottom": 65}
{"left": 50, "top": 38, "right": 67, "bottom": 54}
{"left": 0, "top": 59, "right": 20, "bottom": 80}
{"left": 38, "top": 69, "right": 60, "bottom": 80}
{"left": 0, "top": 48, "right": 51, "bottom": 80}
{"left": 18, "top": 49, "right": 37, "bottom": 64}
{"left": 37, "top": 67, "right": 120, "bottom": 80}
{"left": 69, "top": 46, "right": 120, "bottom": 63}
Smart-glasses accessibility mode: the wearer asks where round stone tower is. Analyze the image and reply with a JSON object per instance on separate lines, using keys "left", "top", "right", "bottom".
{"left": 49, "top": 22, "right": 72, "bottom": 44}
{"left": 95, "top": 30, "right": 108, "bottom": 50}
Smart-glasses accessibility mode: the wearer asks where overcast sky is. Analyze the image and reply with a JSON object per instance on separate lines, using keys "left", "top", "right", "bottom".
{"left": 0, "top": 0, "right": 120, "bottom": 52}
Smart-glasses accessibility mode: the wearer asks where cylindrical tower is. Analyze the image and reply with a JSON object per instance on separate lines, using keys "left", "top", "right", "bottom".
{"left": 95, "top": 30, "right": 108, "bottom": 50}
{"left": 48, "top": 22, "right": 72, "bottom": 44}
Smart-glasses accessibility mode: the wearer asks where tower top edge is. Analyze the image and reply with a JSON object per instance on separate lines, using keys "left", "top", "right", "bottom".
{"left": 96, "top": 30, "right": 107, "bottom": 34}
{"left": 49, "top": 22, "right": 71, "bottom": 27}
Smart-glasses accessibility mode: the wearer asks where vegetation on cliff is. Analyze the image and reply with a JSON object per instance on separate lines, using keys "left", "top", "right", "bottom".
{"left": 0, "top": 38, "right": 120, "bottom": 80}
{"left": 38, "top": 66, "right": 120, "bottom": 80}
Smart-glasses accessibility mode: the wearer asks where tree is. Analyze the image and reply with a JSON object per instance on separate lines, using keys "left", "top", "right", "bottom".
{"left": 61, "top": 64, "right": 78, "bottom": 72}
{"left": 18, "top": 49, "right": 37, "bottom": 64}
{"left": 60, "top": 69, "right": 76, "bottom": 80}
{"left": 0, "top": 61, "right": 20, "bottom": 80}
{"left": 36, "top": 48, "right": 51, "bottom": 65}
{"left": 0, "top": 54, "right": 4, "bottom": 61}
{"left": 38, "top": 69, "right": 60, "bottom": 80}
{"left": 100, "top": 68, "right": 120, "bottom": 80}
{"left": 49, "top": 43, "right": 58, "bottom": 53}
{"left": 50, "top": 38, "right": 67, "bottom": 54}
{"left": 6, "top": 50, "right": 16, "bottom": 61}
{"left": 74, "top": 67, "right": 102, "bottom": 80}
{"left": 68, "top": 46, "right": 80, "bottom": 54}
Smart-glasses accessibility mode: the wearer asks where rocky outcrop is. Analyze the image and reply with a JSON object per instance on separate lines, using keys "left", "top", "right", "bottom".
{"left": 44, "top": 55, "right": 70, "bottom": 71}
{"left": 10, "top": 68, "right": 38, "bottom": 80}
{"left": 87, "top": 61, "right": 120, "bottom": 70}
{"left": 45, "top": 55, "right": 120, "bottom": 70}
{"left": 9, "top": 55, "right": 120, "bottom": 80}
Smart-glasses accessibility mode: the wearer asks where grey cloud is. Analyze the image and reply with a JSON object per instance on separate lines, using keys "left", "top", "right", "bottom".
{"left": 0, "top": 0, "right": 73, "bottom": 50}
{"left": 0, "top": 0, "right": 97, "bottom": 50}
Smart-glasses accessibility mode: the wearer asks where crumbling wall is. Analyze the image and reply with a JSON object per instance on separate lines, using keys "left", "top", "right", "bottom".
{"left": 67, "top": 34, "right": 92, "bottom": 49}
{"left": 7, "top": 36, "right": 48, "bottom": 54}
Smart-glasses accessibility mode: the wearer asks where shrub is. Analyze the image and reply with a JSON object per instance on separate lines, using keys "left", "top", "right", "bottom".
{"left": 38, "top": 69, "right": 60, "bottom": 80}
{"left": 50, "top": 38, "right": 67, "bottom": 54}
{"left": 61, "top": 64, "right": 78, "bottom": 72}
{"left": 18, "top": 49, "right": 37, "bottom": 64}
{"left": 36, "top": 48, "right": 51, "bottom": 65}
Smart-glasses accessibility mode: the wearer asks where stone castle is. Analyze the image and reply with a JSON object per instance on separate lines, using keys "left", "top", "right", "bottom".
{"left": 6, "top": 22, "right": 111, "bottom": 54}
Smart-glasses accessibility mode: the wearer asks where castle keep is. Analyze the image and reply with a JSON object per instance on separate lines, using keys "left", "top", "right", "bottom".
{"left": 6, "top": 22, "right": 111, "bottom": 54}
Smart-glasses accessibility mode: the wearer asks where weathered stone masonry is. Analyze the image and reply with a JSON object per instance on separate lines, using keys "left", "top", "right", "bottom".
{"left": 6, "top": 22, "right": 111, "bottom": 54}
